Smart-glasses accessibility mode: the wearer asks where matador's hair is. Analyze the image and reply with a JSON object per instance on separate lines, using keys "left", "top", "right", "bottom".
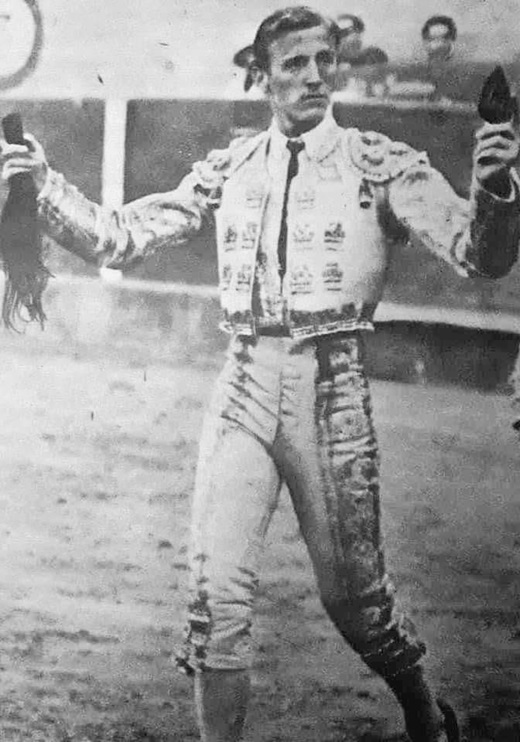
{"left": 252, "top": 6, "right": 341, "bottom": 72}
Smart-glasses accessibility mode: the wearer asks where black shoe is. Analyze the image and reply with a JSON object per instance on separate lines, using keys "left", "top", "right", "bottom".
{"left": 437, "top": 698, "right": 460, "bottom": 742}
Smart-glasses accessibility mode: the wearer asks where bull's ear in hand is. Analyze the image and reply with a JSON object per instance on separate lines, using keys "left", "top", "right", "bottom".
{"left": 478, "top": 65, "right": 517, "bottom": 123}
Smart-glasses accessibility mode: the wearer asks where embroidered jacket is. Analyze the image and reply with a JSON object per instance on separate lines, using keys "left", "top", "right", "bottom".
{"left": 36, "top": 119, "right": 520, "bottom": 338}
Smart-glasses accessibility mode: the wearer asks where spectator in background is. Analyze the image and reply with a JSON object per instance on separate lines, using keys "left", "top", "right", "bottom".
{"left": 352, "top": 46, "right": 389, "bottom": 98}
{"left": 335, "top": 13, "right": 389, "bottom": 98}
{"left": 422, "top": 15, "right": 457, "bottom": 64}
{"left": 421, "top": 15, "right": 458, "bottom": 101}
{"left": 336, "top": 13, "right": 365, "bottom": 68}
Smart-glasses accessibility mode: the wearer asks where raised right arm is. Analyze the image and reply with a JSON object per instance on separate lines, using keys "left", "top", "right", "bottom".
{"left": 1, "top": 134, "right": 233, "bottom": 270}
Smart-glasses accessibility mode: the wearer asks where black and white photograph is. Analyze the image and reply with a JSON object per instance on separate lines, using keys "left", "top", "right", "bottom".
{"left": 1, "top": 1, "right": 520, "bottom": 740}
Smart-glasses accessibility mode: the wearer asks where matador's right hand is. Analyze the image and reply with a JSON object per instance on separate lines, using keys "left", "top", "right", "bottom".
{"left": 0, "top": 133, "right": 48, "bottom": 195}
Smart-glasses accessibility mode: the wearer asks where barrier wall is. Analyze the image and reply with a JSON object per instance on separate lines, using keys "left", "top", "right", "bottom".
{"left": 2, "top": 275, "right": 517, "bottom": 393}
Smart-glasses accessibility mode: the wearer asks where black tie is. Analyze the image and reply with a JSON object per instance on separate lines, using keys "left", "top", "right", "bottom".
{"left": 277, "top": 139, "right": 305, "bottom": 280}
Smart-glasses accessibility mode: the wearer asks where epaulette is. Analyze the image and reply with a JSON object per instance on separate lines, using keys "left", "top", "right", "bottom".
{"left": 201, "top": 131, "right": 266, "bottom": 175}
{"left": 192, "top": 132, "right": 266, "bottom": 198}
{"left": 227, "top": 130, "right": 268, "bottom": 175}
{"left": 204, "top": 147, "right": 233, "bottom": 172}
{"left": 344, "top": 128, "right": 429, "bottom": 184}
{"left": 198, "top": 138, "right": 253, "bottom": 175}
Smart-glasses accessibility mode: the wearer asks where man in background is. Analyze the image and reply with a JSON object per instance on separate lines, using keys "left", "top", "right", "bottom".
{"left": 335, "top": 13, "right": 389, "bottom": 97}
{"left": 421, "top": 15, "right": 458, "bottom": 101}
{"left": 336, "top": 12, "right": 365, "bottom": 68}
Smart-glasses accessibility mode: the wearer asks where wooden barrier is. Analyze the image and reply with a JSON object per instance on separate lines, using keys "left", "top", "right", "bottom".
{"left": 1, "top": 274, "right": 517, "bottom": 392}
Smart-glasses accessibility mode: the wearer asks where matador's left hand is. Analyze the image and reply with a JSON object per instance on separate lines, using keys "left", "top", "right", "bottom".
{"left": 473, "top": 121, "right": 519, "bottom": 195}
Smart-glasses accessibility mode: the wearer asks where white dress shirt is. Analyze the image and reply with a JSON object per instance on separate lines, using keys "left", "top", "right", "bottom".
{"left": 253, "top": 109, "right": 339, "bottom": 328}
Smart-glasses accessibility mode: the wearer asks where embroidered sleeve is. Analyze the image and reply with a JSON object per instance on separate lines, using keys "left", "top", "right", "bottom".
{"left": 388, "top": 159, "right": 520, "bottom": 279}
{"left": 37, "top": 169, "right": 212, "bottom": 269}
{"left": 36, "top": 136, "right": 255, "bottom": 270}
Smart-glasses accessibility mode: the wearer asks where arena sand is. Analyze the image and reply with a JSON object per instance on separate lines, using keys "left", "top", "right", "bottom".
{"left": 1, "top": 341, "right": 520, "bottom": 741}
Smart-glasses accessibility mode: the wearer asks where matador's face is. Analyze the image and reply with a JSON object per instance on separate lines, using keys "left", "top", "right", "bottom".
{"left": 264, "top": 25, "right": 337, "bottom": 137}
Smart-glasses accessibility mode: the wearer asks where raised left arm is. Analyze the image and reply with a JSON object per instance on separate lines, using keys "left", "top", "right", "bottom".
{"left": 388, "top": 121, "right": 520, "bottom": 279}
